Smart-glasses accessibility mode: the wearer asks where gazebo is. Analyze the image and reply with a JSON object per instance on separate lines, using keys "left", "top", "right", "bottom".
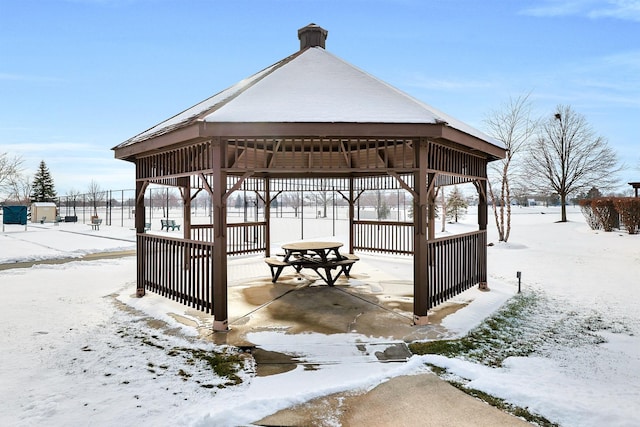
{"left": 113, "top": 24, "right": 506, "bottom": 331}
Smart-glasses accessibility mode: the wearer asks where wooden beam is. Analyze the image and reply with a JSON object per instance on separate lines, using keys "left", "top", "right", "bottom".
{"left": 224, "top": 172, "right": 254, "bottom": 202}
{"left": 190, "top": 188, "right": 203, "bottom": 201}
{"left": 388, "top": 171, "right": 417, "bottom": 199}
{"left": 136, "top": 180, "right": 150, "bottom": 204}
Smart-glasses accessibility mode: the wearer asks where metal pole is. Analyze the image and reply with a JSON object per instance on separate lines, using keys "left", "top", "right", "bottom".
{"left": 332, "top": 186, "right": 336, "bottom": 237}
{"left": 121, "top": 190, "right": 124, "bottom": 227}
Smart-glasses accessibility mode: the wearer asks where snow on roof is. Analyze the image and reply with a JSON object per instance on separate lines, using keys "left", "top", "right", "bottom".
{"left": 115, "top": 60, "right": 284, "bottom": 147}
{"left": 116, "top": 47, "right": 502, "bottom": 149}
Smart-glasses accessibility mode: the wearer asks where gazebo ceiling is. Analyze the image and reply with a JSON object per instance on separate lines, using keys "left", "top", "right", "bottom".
{"left": 113, "top": 24, "right": 504, "bottom": 162}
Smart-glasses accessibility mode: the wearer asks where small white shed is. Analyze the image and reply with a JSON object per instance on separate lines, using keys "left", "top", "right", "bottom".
{"left": 31, "top": 202, "right": 57, "bottom": 223}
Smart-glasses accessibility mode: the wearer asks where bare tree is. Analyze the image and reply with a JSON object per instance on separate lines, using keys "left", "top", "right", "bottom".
{"left": 309, "top": 191, "right": 331, "bottom": 218}
{"left": 283, "top": 192, "right": 302, "bottom": 217}
{"left": 66, "top": 189, "right": 82, "bottom": 216}
{"left": 7, "top": 174, "right": 31, "bottom": 204}
{"left": 484, "top": 94, "right": 537, "bottom": 241}
{"left": 0, "top": 153, "right": 24, "bottom": 198}
{"left": 87, "top": 180, "right": 105, "bottom": 217}
{"left": 440, "top": 187, "right": 446, "bottom": 232}
{"left": 528, "top": 105, "right": 621, "bottom": 222}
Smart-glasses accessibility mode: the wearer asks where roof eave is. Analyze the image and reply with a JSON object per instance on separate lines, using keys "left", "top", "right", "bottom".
{"left": 113, "top": 122, "right": 205, "bottom": 161}
{"left": 113, "top": 121, "right": 506, "bottom": 162}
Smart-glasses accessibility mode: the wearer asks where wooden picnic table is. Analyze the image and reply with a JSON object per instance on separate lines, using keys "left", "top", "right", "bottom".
{"left": 265, "top": 241, "right": 357, "bottom": 286}
{"left": 281, "top": 241, "right": 344, "bottom": 263}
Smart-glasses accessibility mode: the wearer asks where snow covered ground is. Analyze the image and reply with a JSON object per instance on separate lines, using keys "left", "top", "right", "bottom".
{"left": 431, "top": 207, "right": 640, "bottom": 427}
{"left": 1, "top": 207, "right": 638, "bottom": 426}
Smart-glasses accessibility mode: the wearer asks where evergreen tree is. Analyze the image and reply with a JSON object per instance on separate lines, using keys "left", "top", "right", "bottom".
{"left": 446, "top": 186, "right": 468, "bottom": 223}
{"left": 585, "top": 186, "right": 602, "bottom": 199}
{"left": 30, "top": 160, "right": 57, "bottom": 202}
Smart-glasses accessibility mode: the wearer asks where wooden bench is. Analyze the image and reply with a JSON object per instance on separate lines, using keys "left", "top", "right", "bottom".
{"left": 289, "top": 258, "right": 356, "bottom": 286}
{"left": 340, "top": 253, "right": 359, "bottom": 276}
{"left": 264, "top": 257, "right": 293, "bottom": 282}
{"left": 144, "top": 222, "right": 151, "bottom": 232}
{"left": 160, "top": 219, "right": 181, "bottom": 231}
{"left": 90, "top": 218, "right": 102, "bottom": 230}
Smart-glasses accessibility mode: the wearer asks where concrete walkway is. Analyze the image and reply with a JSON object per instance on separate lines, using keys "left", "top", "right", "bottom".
{"left": 257, "top": 373, "right": 531, "bottom": 426}
{"left": 207, "top": 261, "right": 531, "bottom": 426}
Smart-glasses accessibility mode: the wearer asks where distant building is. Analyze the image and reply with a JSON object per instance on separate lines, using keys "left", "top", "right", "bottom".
{"left": 30, "top": 202, "right": 57, "bottom": 223}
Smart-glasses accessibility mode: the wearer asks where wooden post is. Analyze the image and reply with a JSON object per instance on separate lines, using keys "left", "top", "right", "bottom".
{"left": 179, "top": 177, "right": 191, "bottom": 240}
{"left": 179, "top": 176, "right": 191, "bottom": 269}
{"left": 135, "top": 177, "right": 146, "bottom": 298}
{"left": 265, "top": 178, "right": 271, "bottom": 257}
{"left": 211, "top": 139, "right": 229, "bottom": 331}
{"left": 413, "top": 139, "right": 429, "bottom": 325}
{"left": 348, "top": 177, "right": 355, "bottom": 253}
{"left": 427, "top": 174, "right": 436, "bottom": 241}
{"left": 477, "top": 178, "right": 489, "bottom": 290}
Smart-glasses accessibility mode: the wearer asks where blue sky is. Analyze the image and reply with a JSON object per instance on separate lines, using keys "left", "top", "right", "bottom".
{"left": 1, "top": 0, "right": 639, "bottom": 195}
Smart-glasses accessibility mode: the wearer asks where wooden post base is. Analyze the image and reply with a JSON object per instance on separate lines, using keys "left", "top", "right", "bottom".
{"left": 136, "top": 288, "right": 145, "bottom": 297}
{"left": 478, "top": 282, "right": 490, "bottom": 291}
{"left": 413, "top": 315, "right": 429, "bottom": 326}
{"left": 213, "top": 319, "right": 229, "bottom": 332}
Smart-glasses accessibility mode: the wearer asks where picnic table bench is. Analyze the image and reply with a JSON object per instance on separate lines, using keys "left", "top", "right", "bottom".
{"left": 161, "top": 219, "right": 181, "bottom": 231}
{"left": 264, "top": 241, "right": 359, "bottom": 286}
{"left": 90, "top": 218, "right": 102, "bottom": 230}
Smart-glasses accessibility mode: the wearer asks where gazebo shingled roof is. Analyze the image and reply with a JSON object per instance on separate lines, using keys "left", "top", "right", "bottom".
{"left": 113, "top": 24, "right": 506, "bottom": 331}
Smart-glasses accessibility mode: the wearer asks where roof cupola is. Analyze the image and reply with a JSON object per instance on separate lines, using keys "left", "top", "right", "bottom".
{"left": 298, "top": 23, "right": 328, "bottom": 50}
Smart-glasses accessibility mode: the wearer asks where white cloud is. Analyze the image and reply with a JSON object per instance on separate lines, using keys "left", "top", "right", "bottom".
{"left": 589, "top": 0, "right": 640, "bottom": 19}
{"left": 521, "top": 0, "right": 640, "bottom": 21}
{"left": 521, "top": 0, "right": 593, "bottom": 17}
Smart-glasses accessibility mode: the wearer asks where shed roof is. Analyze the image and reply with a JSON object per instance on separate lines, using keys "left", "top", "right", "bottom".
{"left": 114, "top": 25, "right": 503, "bottom": 155}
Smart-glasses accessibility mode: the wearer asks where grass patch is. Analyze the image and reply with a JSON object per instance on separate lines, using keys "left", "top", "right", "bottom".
{"left": 409, "top": 292, "right": 541, "bottom": 367}
{"left": 121, "top": 325, "right": 247, "bottom": 388}
{"left": 443, "top": 374, "right": 559, "bottom": 427}
{"left": 171, "top": 347, "right": 246, "bottom": 386}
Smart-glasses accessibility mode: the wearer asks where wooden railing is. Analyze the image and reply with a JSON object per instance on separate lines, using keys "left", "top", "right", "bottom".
{"left": 191, "top": 224, "right": 214, "bottom": 242}
{"left": 426, "top": 230, "right": 486, "bottom": 308}
{"left": 138, "top": 234, "right": 215, "bottom": 313}
{"left": 139, "top": 225, "right": 485, "bottom": 316}
{"left": 353, "top": 220, "right": 414, "bottom": 255}
{"left": 227, "top": 222, "right": 267, "bottom": 255}
{"left": 189, "top": 222, "right": 267, "bottom": 256}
